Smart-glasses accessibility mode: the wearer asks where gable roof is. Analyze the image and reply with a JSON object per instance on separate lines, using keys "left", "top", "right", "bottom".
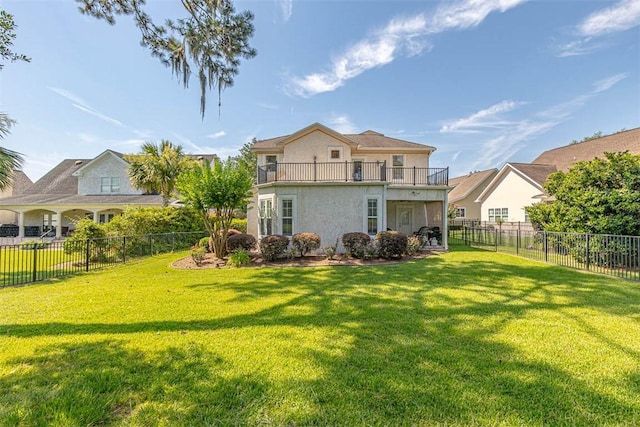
{"left": 532, "top": 127, "right": 640, "bottom": 172}
{"left": 72, "top": 150, "right": 127, "bottom": 177}
{"left": 448, "top": 168, "right": 498, "bottom": 203}
{"left": 475, "top": 163, "right": 557, "bottom": 203}
{"left": 252, "top": 122, "right": 436, "bottom": 152}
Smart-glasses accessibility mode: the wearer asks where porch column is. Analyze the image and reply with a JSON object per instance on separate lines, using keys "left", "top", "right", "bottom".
{"left": 17, "top": 211, "right": 24, "bottom": 238}
{"left": 90, "top": 210, "right": 98, "bottom": 222}
{"left": 55, "top": 211, "right": 63, "bottom": 238}
{"left": 442, "top": 196, "right": 448, "bottom": 250}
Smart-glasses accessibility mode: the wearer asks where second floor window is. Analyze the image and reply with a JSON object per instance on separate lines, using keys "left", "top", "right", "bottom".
{"left": 101, "top": 177, "right": 120, "bottom": 193}
{"left": 392, "top": 155, "right": 404, "bottom": 180}
{"left": 265, "top": 155, "right": 277, "bottom": 172}
{"left": 455, "top": 207, "right": 466, "bottom": 219}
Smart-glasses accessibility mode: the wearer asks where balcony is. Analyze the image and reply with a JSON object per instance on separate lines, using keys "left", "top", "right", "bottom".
{"left": 257, "top": 161, "right": 448, "bottom": 186}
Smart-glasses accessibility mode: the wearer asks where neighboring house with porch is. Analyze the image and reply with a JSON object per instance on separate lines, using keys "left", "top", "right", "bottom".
{"left": 474, "top": 126, "right": 640, "bottom": 223}
{"left": 0, "top": 170, "right": 33, "bottom": 231}
{"left": 447, "top": 168, "right": 497, "bottom": 221}
{"left": 0, "top": 149, "right": 215, "bottom": 240}
{"left": 248, "top": 122, "right": 451, "bottom": 250}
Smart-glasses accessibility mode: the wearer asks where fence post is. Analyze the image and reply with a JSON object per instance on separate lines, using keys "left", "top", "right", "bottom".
{"left": 122, "top": 236, "right": 126, "bottom": 263}
{"left": 313, "top": 159, "right": 317, "bottom": 182}
{"left": 32, "top": 244, "right": 38, "bottom": 283}
{"left": 544, "top": 232, "right": 548, "bottom": 262}
{"left": 516, "top": 228, "right": 520, "bottom": 256}
{"left": 85, "top": 239, "right": 90, "bottom": 272}
{"left": 585, "top": 234, "right": 590, "bottom": 271}
{"left": 345, "top": 161, "right": 348, "bottom": 182}
{"left": 413, "top": 166, "right": 416, "bottom": 185}
{"left": 149, "top": 235, "right": 153, "bottom": 255}
{"left": 495, "top": 229, "right": 498, "bottom": 252}
{"left": 171, "top": 232, "right": 175, "bottom": 252}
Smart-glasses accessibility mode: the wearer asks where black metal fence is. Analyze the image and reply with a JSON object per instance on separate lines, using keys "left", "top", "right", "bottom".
{"left": 449, "top": 227, "right": 640, "bottom": 281}
{"left": 0, "top": 231, "right": 208, "bottom": 287}
{"left": 257, "top": 161, "right": 449, "bottom": 186}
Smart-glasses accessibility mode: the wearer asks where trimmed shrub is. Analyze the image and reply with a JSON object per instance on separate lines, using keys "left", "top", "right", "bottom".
{"left": 375, "top": 231, "right": 408, "bottom": 259}
{"left": 406, "top": 235, "right": 421, "bottom": 255}
{"left": 292, "top": 232, "right": 321, "bottom": 256}
{"left": 260, "top": 235, "right": 290, "bottom": 262}
{"left": 227, "top": 233, "right": 257, "bottom": 252}
{"left": 342, "top": 232, "right": 373, "bottom": 259}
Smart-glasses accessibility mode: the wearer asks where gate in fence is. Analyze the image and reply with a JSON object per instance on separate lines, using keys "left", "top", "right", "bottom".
{"left": 449, "top": 227, "right": 640, "bottom": 281}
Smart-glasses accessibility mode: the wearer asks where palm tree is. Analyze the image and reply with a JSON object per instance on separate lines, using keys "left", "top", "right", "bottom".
{"left": 0, "top": 112, "right": 24, "bottom": 191}
{"left": 126, "top": 140, "right": 193, "bottom": 207}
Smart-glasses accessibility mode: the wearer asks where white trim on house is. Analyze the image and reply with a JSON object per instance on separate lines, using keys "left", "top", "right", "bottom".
{"left": 363, "top": 195, "right": 382, "bottom": 236}
{"left": 279, "top": 195, "right": 297, "bottom": 237}
{"left": 258, "top": 194, "right": 275, "bottom": 237}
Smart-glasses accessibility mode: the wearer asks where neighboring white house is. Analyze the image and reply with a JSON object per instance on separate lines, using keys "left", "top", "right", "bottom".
{"left": 0, "top": 149, "right": 215, "bottom": 240}
{"left": 475, "top": 163, "right": 557, "bottom": 223}
{"left": 447, "top": 168, "right": 497, "bottom": 221}
{"left": 248, "top": 122, "right": 451, "bottom": 250}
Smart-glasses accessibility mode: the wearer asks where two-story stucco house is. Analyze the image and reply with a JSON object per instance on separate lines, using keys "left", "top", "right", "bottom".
{"left": 0, "top": 149, "right": 215, "bottom": 240}
{"left": 248, "top": 122, "right": 451, "bottom": 250}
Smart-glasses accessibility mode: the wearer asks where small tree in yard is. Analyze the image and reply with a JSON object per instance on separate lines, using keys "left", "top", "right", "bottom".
{"left": 176, "top": 158, "right": 253, "bottom": 259}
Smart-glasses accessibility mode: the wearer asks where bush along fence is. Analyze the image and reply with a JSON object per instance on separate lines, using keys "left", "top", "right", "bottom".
{"left": 449, "top": 226, "right": 640, "bottom": 281}
{"left": 0, "top": 231, "right": 208, "bottom": 287}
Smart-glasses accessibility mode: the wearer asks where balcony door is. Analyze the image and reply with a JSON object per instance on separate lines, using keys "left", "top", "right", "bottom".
{"left": 396, "top": 206, "right": 413, "bottom": 235}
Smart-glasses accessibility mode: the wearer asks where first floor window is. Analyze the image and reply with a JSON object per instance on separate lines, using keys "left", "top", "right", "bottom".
{"left": 366, "top": 197, "right": 381, "bottom": 236}
{"left": 99, "top": 213, "right": 115, "bottom": 224}
{"left": 455, "top": 207, "right": 466, "bottom": 219}
{"left": 259, "top": 198, "right": 273, "bottom": 236}
{"left": 101, "top": 177, "right": 120, "bottom": 193}
{"left": 281, "top": 198, "right": 294, "bottom": 236}
{"left": 488, "top": 207, "right": 508, "bottom": 222}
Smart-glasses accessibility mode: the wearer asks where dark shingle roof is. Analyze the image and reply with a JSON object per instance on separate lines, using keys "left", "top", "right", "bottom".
{"left": 509, "top": 163, "right": 558, "bottom": 186}
{"left": 448, "top": 169, "right": 498, "bottom": 202}
{"left": 532, "top": 127, "right": 640, "bottom": 172}
{"left": 24, "top": 159, "right": 87, "bottom": 195}
{"left": 7, "top": 170, "right": 33, "bottom": 195}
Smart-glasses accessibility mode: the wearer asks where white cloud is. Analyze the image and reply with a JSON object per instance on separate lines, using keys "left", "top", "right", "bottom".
{"left": 207, "top": 131, "right": 227, "bottom": 139}
{"left": 440, "top": 100, "right": 524, "bottom": 133}
{"left": 326, "top": 114, "right": 358, "bottom": 134}
{"left": 452, "top": 150, "right": 463, "bottom": 162}
{"left": 428, "top": 0, "right": 527, "bottom": 33}
{"left": 467, "top": 73, "right": 626, "bottom": 170}
{"left": 593, "top": 72, "right": 629, "bottom": 92}
{"left": 279, "top": 0, "right": 292, "bottom": 22}
{"left": 287, "top": 0, "right": 526, "bottom": 97}
{"left": 556, "top": 0, "right": 640, "bottom": 57}
{"left": 555, "top": 37, "right": 604, "bottom": 58}
{"left": 579, "top": 0, "right": 640, "bottom": 36}
{"left": 48, "top": 86, "right": 124, "bottom": 127}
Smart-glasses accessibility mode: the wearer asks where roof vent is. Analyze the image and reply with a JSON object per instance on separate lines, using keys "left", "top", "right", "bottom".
{"left": 75, "top": 160, "right": 83, "bottom": 165}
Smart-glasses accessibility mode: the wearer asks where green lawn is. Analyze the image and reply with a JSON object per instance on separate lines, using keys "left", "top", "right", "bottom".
{"left": 1, "top": 246, "right": 639, "bottom": 426}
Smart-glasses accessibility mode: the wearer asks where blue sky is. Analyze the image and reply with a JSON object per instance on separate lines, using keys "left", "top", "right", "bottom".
{"left": 1, "top": 0, "right": 639, "bottom": 181}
